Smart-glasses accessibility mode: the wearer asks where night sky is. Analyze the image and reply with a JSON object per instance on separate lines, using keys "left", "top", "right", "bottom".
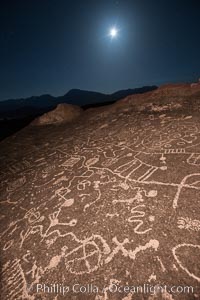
{"left": 0, "top": 0, "right": 200, "bottom": 101}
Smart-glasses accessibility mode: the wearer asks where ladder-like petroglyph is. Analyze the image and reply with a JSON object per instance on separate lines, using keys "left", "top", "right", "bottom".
{"left": 1, "top": 259, "right": 32, "bottom": 300}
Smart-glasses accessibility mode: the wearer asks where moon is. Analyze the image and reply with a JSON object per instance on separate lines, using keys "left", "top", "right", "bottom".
{"left": 109, "top": 27, "right": 118, "bottom": 38}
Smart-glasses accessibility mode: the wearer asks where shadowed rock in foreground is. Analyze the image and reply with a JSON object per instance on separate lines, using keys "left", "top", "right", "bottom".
{"left": 1, "top": 83, "right": 200, "bottom": 300}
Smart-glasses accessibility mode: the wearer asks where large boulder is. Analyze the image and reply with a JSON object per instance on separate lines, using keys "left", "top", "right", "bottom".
{"left": 32, "top": 103, "right": 82, "bottom": 125}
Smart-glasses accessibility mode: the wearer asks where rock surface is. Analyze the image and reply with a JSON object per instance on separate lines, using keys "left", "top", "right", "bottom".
{"left": 32, "top": 103, "right": 82, "bottom": 125}
{"left": 0, "top": 83, "right": 200, "bottom": 299}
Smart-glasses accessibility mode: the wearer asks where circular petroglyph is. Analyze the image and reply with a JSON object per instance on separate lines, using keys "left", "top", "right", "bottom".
{"left": 62, "top": 198, "right": 74, "bottom": 207}
{"left": 172, "top": 244, "right": 200, "bottom": 282}
{"left": 147, "top": 190, "right": 158, "bottom": 197}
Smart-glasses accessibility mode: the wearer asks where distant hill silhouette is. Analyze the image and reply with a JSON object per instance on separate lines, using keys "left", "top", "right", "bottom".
{"left": 0, "top": 86, "right": 157, "bottom": 119}
{"left": 0, "top": 86, "right": 157, "bottom": 141}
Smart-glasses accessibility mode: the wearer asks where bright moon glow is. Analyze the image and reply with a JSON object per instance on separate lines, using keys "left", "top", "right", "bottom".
{"left": 109, "top": 27, "right": 118, "bottom": 38}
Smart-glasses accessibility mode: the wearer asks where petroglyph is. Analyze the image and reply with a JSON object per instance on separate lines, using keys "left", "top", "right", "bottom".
{"left": 6, "top": 176, "right": 26, "bottom": 192}
{"left": 177, "top": 217, "right": 200, "bottom": 231}
{"left": 61, "top": 156, "right": 81, "bottom": 168}
{"left": 187, "top": 153, "right": 200, "bottom": 165}
{"left": 172, "top": 244, "right": 200, "bottom": 282}
{"left": 173, "top": 173, "right": 200, "bottom": 209}
{"left": 1, "top": 259, "right": 32, "bottom": 300}
{"left": 104, "top": 238, "right": 159, "bottom": 264}
{"left": 127, "top": 205, "right": 153, "bottom": 234}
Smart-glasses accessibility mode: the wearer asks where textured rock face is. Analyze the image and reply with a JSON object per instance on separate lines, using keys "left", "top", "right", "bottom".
{"left": 114, "top": 82, "right": 200, "bottom": 111}
{"left": 1, "top": 83, "right": 200, "bottom": 299}
{"left": 85, "top": 82, "right": 200, "bottom": 116}
{"left": 32, "top": 103, "right": 82, "bottom": 125}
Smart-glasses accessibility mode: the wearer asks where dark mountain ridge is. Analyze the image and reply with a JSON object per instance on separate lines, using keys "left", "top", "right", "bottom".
{"left": 0, "top": 86, "right": 157, "bottom": 119}
{"left": 0, "top": 86, "right": 157, "bottom": 141}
